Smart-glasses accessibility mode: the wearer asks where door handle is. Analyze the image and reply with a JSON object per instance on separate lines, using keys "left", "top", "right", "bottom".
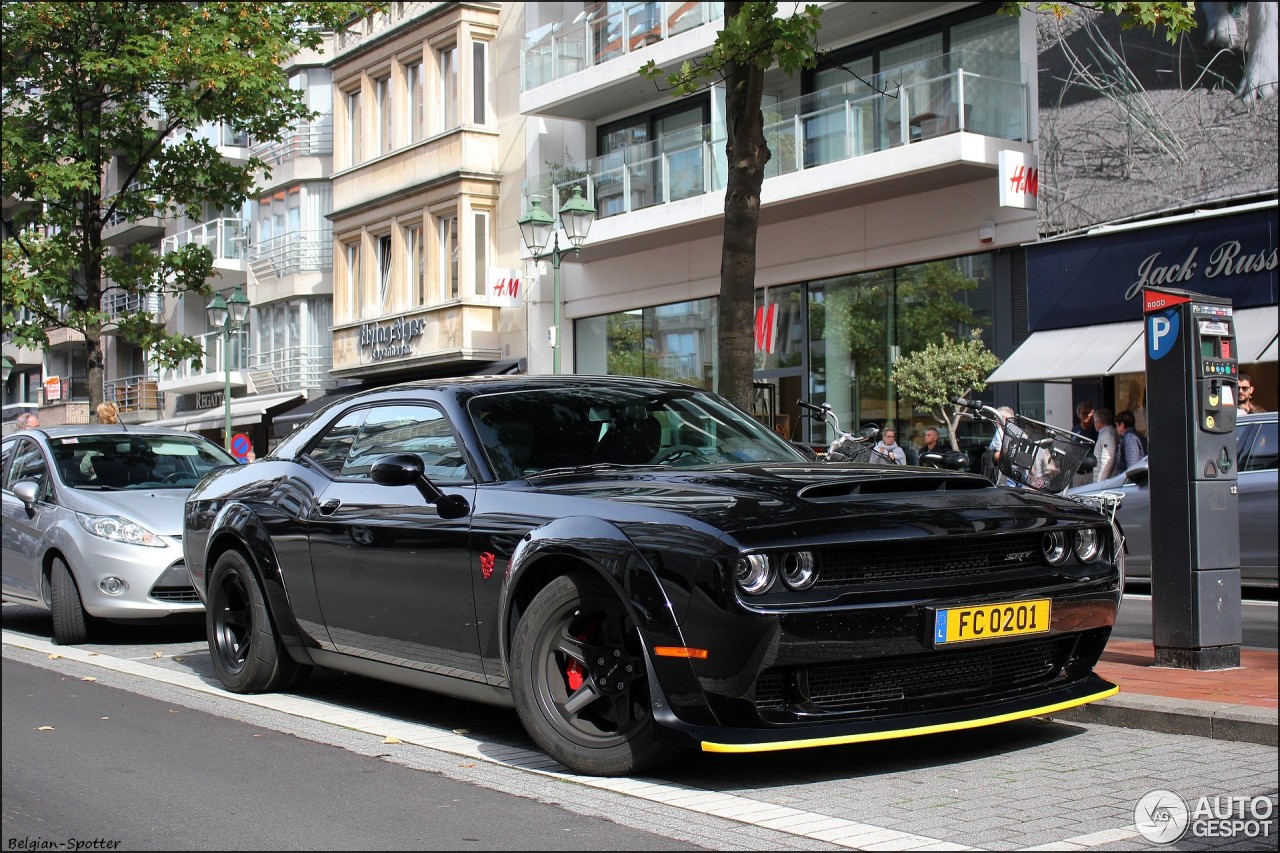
{"left": 318, "top": 498, "right": 341, "bottom": 515}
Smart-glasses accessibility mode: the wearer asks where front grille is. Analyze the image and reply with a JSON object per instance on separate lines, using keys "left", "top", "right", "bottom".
{"left": 150, "top": 586, "right": 201, "bottom": 603}
{"left": 754, "top": 635, "right": 1076, "bottom": 715}
{"left": 814, "top": 533, "right": 1043, "bottom": 587}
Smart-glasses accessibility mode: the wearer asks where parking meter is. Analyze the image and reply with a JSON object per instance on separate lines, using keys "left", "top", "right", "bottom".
{"left": 1142, "top": 287, "right": 1241, "bottom": 670}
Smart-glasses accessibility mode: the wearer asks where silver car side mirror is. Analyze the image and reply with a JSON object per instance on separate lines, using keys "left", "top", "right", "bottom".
{"left": 13, "top": 480, "right": 40, "bottom": 514}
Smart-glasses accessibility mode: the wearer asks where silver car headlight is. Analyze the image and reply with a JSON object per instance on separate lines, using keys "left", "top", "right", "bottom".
{"left": 735, "top": 553, "right": 773, "bottom": 595}
{"left": 75, "top": 513, "right": 166, "bottom": 547}
{"left": 1072, "top": 528, "right": 1105, "bottom": 564}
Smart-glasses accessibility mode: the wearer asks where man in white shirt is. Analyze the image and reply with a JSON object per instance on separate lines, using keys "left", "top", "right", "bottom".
{"left": 1091, "top": 407, "right": 1118, "bottom": 482}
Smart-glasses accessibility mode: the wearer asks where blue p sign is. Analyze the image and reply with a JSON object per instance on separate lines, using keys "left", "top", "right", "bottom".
{"left": 1147, "top": 310, "right": 1179, "bottom": 361}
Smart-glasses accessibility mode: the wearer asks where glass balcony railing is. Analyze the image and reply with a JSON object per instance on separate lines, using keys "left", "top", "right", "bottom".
{"left": 523, "top": 50, "right": 1026, "bottom": 221}
{"left": 251, "top": 120, "right": 334, "bottom": 166}
{"left": 101, "top": 282, "right": 163, "bottom": 321}
{"left": 522, "top": 2, "right": 723, "bottom": 90}
{"left": 161, "top": 218, "right": 249, "bottom": 262}
{"left": 159, "top": 328, "right": 250, "bottom": 385}
{"left": 104, "top": 182, "right": 164, "bottom": 229}
{"left": 249, "top": 345, "right": 333, "bottom": 393}
{"left": 104, "top": 374, "right": 163, "bottom": 413}
{"left": 248, "top": 230, "right": 333, "bottom": 279}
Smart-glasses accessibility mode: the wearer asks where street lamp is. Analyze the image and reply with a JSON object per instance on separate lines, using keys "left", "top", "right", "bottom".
{"left": 206, "top": 286, "right": 250, "bottom": 450}
{"left": 518, "top": 185, "right": 596, "bottom": 374}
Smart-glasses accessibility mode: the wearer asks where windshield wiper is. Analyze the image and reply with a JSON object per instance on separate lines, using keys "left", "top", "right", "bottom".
{"left": 524, "top": 462, "right": 649, "bottom": 481}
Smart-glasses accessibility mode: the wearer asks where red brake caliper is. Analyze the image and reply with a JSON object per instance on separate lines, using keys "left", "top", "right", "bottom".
{"left": 564, "top": 621, "right": 595, "bottom": 691}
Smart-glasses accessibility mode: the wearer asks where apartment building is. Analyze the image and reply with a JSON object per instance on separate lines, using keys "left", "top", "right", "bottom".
{"left": 517, "top": 1, "right": 1039, "bottom": 448}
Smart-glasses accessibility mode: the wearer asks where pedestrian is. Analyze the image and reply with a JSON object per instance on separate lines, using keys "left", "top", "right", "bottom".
{"left": 1114, "top": 409, "right": 1147, "bottom": 473}
{"left": 1073, "top": 401, "right": 1097, "bottom": 443}
{"left": 872, "top": 428, "right": 907, "bottom": 464}
{"left": 988, "top": 406, "right": 1017, "bottom": 486}
{"left": 1091, "top": 407, "right": 1118, "bottom": 482}
{"left": 919, "top": 427, "right": 944, "bottom": 456}
{"left": 1237, "top": 373, "right": 1267, "bottom": 414}
{"left": 96, "top": 401, "right": 119, "bottom": 424}
{"left": 16, "top": 411, "right": 40, "bottom": 430}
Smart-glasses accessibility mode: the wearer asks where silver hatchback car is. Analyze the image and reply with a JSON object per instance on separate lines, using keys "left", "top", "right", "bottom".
{"left": 2, "top": 425, "right": 238, "bottom": 644}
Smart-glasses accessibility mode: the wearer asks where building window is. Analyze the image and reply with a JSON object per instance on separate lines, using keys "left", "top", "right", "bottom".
{"left": 578, "top": 298, "right": 718, "bottom": 388}
{"left": 439, "top": 215, "right": 458, "bottom": 301}
{"left": 344, "top": 240, "right": 361, "bottom": 319}
{"left": 377, "top": 233, "right": 393, "bottom": 307}
{"left": 406, "top": 61, "right": 424, "bottom": 142}
{"left": 439, "top": 45, "right": 458, "bottom": 131}
{"left": 375, "top": 74, "right": 392, "bottom": 155}
{"left": 472, "top": 42, "right": 487, "bottom": 125}
{"left": 472, "top": 211, "right": 489, "bottom": 297}
{"left": 345, "top": 88, "right": 362, "bottom": 167}
{"left": 405, "top": 222, "right": 425, "bottom": 306}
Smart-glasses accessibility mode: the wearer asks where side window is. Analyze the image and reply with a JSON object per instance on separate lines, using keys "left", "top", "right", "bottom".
{"left": 1, "top": 438, "right": 15, "bottom": 484}
{"left": 5, "top": 439, "right": 49, "bottom": 497}
{"left": 307, "top": 408, "right": 369, "bottom": 476}
{"left": 1240, "top": 421, "right": 1277, "bottom": 473}
{"left": 340, "top": 404, "right": 468, "bottom": 482}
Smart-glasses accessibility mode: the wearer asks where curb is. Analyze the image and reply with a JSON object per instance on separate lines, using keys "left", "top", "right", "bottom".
{"left": 1052, "top": 692, "right": 1278, "bottom": 747}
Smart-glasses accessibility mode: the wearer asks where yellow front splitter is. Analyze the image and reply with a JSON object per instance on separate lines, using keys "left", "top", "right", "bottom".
{"left": 700, "top": 685, "right": 1119, "bottom": 754}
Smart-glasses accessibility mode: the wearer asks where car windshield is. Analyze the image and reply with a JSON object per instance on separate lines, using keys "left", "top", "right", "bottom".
{"left": 467, "top": 386, "right": 809, "bottom": 480}
{"left": 49, "top": 434, "right": 237, "bottom": 490}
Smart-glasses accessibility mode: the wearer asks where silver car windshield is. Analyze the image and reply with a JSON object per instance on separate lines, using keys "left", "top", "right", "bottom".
{"left": 468, "top": 387, "right": 808, "bottom": 480}
{"left": 49, "top": 435, "right": 237, "bottom": 490}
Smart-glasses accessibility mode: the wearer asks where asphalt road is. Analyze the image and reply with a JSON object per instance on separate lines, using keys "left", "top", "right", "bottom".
{"left": 1111, "top": 591, "right": 1278, "bottom": 649}
{"left": 2, "top": 657, "right": 699, "bottom": 851}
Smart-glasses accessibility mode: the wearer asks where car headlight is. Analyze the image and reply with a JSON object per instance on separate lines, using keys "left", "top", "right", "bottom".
{"left": 1041, "top": 531, "right": 1070, "bottom": 566}
{"left": 1073, "top": 527, "right": 1105, "bottom": 564}
{"left": 735, "top": 553, "right": 773, "bottom": 595}
{"left": 780, "top": 550, "right": 817, "bottom": 590}
{"left": 75, "top": 513, "right": 166, "bottom": 547}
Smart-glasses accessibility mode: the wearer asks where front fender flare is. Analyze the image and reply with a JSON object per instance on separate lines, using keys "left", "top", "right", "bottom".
{"left": 498, "top": 515, "right": 682, "bottom": 666}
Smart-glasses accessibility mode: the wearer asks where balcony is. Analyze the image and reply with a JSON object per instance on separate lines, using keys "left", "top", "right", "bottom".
{"left": 334, "top": 1, "right": 436, "bottom": 54}
{"left": 248, "top": 230, "right": 333, "bottom": 282}
{"left": 156, "top": 328, "right": 251, "bottom": 395}
{"left": 523, "top": 50, "right": 1028, "bottom": 258}
{"left": 162, "top": 218, "right": 250, "bottom": 286}
{"left": 35, "top": 374, "right": 91, "bottom": 426}
{"left": 101, "top": 282, "right": 164, "bottom": 331}
{"left": 522, "top": 2, "right": 723, "bottom": 105}
{"left": 102, "top": 184, "right": 166, "bottom": 247}
{"left": 249, "top": 345, "right": 334, "bottom": 395}
{"left": 104, "top": 374, "right": 164, "bottom": 421}
{"left": 253, "top": 121, "right": 333, "bottom": 166}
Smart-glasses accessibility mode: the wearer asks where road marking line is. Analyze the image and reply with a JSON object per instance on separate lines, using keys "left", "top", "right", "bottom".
{"left": 4, "top": 628, "right": 976, "bottom": 850}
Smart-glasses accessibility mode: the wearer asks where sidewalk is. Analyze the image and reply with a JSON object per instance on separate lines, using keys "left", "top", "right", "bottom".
{"left": 1055, "top": 638, "right": 1279, "bottom": 746}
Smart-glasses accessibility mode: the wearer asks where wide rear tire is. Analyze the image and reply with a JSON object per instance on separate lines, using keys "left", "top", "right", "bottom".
{"left": 206, "top": 549, "right": 303, "bottom": 693}
{"left": 510, "top": 574, "right": 680, "bottom": 776}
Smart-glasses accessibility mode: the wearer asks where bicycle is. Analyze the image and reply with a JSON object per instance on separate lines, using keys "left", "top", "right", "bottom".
{"left": 796, "top": 400, "right": 894, "bottom": 463}
{"left": 952, "top": 396, "right": 1124, "bottom": 524}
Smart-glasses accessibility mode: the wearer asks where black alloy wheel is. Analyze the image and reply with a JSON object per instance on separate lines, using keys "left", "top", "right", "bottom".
{"left": 206, "top": 549, "right": 304, "bottom": 693}
{"left": 511, "top": 574, "right": 678, "bottom": 776}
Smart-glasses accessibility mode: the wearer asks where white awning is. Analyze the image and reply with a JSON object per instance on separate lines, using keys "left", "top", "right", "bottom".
{"left": 1233, "top": 306, "right": 1278, "bottom": 363}
{"left": 987, "top": 322, "right": 1143, "bottom": 384}
{"left": 149, "top": 391, "right": 305, "bottom": 432}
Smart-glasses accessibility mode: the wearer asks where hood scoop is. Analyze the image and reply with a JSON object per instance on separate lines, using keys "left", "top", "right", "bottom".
{"left": 798, "top": 474, "right": 992, "bottom": 501}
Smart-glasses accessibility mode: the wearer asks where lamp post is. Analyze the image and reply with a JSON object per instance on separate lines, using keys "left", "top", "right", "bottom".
{"left": 517, "top": 185, "right": 596, "bottom": 374}
{"left": 206, "top": 287, "right": 250, "bottom": 450}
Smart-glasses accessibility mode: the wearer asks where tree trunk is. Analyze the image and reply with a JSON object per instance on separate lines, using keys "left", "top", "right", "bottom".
{"left": 717, "top": 1, "right": 770, "bottom": 412}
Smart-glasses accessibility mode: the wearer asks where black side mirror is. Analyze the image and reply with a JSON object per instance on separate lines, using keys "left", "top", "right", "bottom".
{"left": 1127, "top": 466, "right": 1149, "bottom": 487}
{"left": 371, "top": 453, "right": 470, "bottom": 519}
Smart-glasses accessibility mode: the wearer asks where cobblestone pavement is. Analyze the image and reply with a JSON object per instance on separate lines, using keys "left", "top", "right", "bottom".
{"left": 4, "top": 604, "right": 1276, "bottom": 851}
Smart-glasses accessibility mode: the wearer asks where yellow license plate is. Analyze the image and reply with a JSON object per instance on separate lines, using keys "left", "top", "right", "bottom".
{"left": 934, "top": 599, "right": 1051, "bottom": 645}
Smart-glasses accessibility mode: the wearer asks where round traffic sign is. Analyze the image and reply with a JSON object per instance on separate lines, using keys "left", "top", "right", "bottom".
{"left": 231, "top": 433, "right": 253, "bottom": 459}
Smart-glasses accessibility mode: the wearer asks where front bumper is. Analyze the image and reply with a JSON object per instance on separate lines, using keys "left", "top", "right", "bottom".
{"left": 59, "top": 534, "right": 203, "bottom": 619}
{"left": 674, "top": 673, "right": 1118, "bottom": 754}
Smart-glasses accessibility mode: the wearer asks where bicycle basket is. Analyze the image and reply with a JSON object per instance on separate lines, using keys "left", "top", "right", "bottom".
{"left": 998, "top": 417, "right": 1093, "bottom": 493}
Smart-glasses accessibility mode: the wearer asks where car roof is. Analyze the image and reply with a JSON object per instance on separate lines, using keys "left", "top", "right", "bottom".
{"left": 20, "top": 425, "right": 216, "bottom": 440}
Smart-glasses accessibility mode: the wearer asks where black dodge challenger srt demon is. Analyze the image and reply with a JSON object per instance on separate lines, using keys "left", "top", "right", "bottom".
{"left": 184, "top": 375, "right": 1121, "bottom": 777}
